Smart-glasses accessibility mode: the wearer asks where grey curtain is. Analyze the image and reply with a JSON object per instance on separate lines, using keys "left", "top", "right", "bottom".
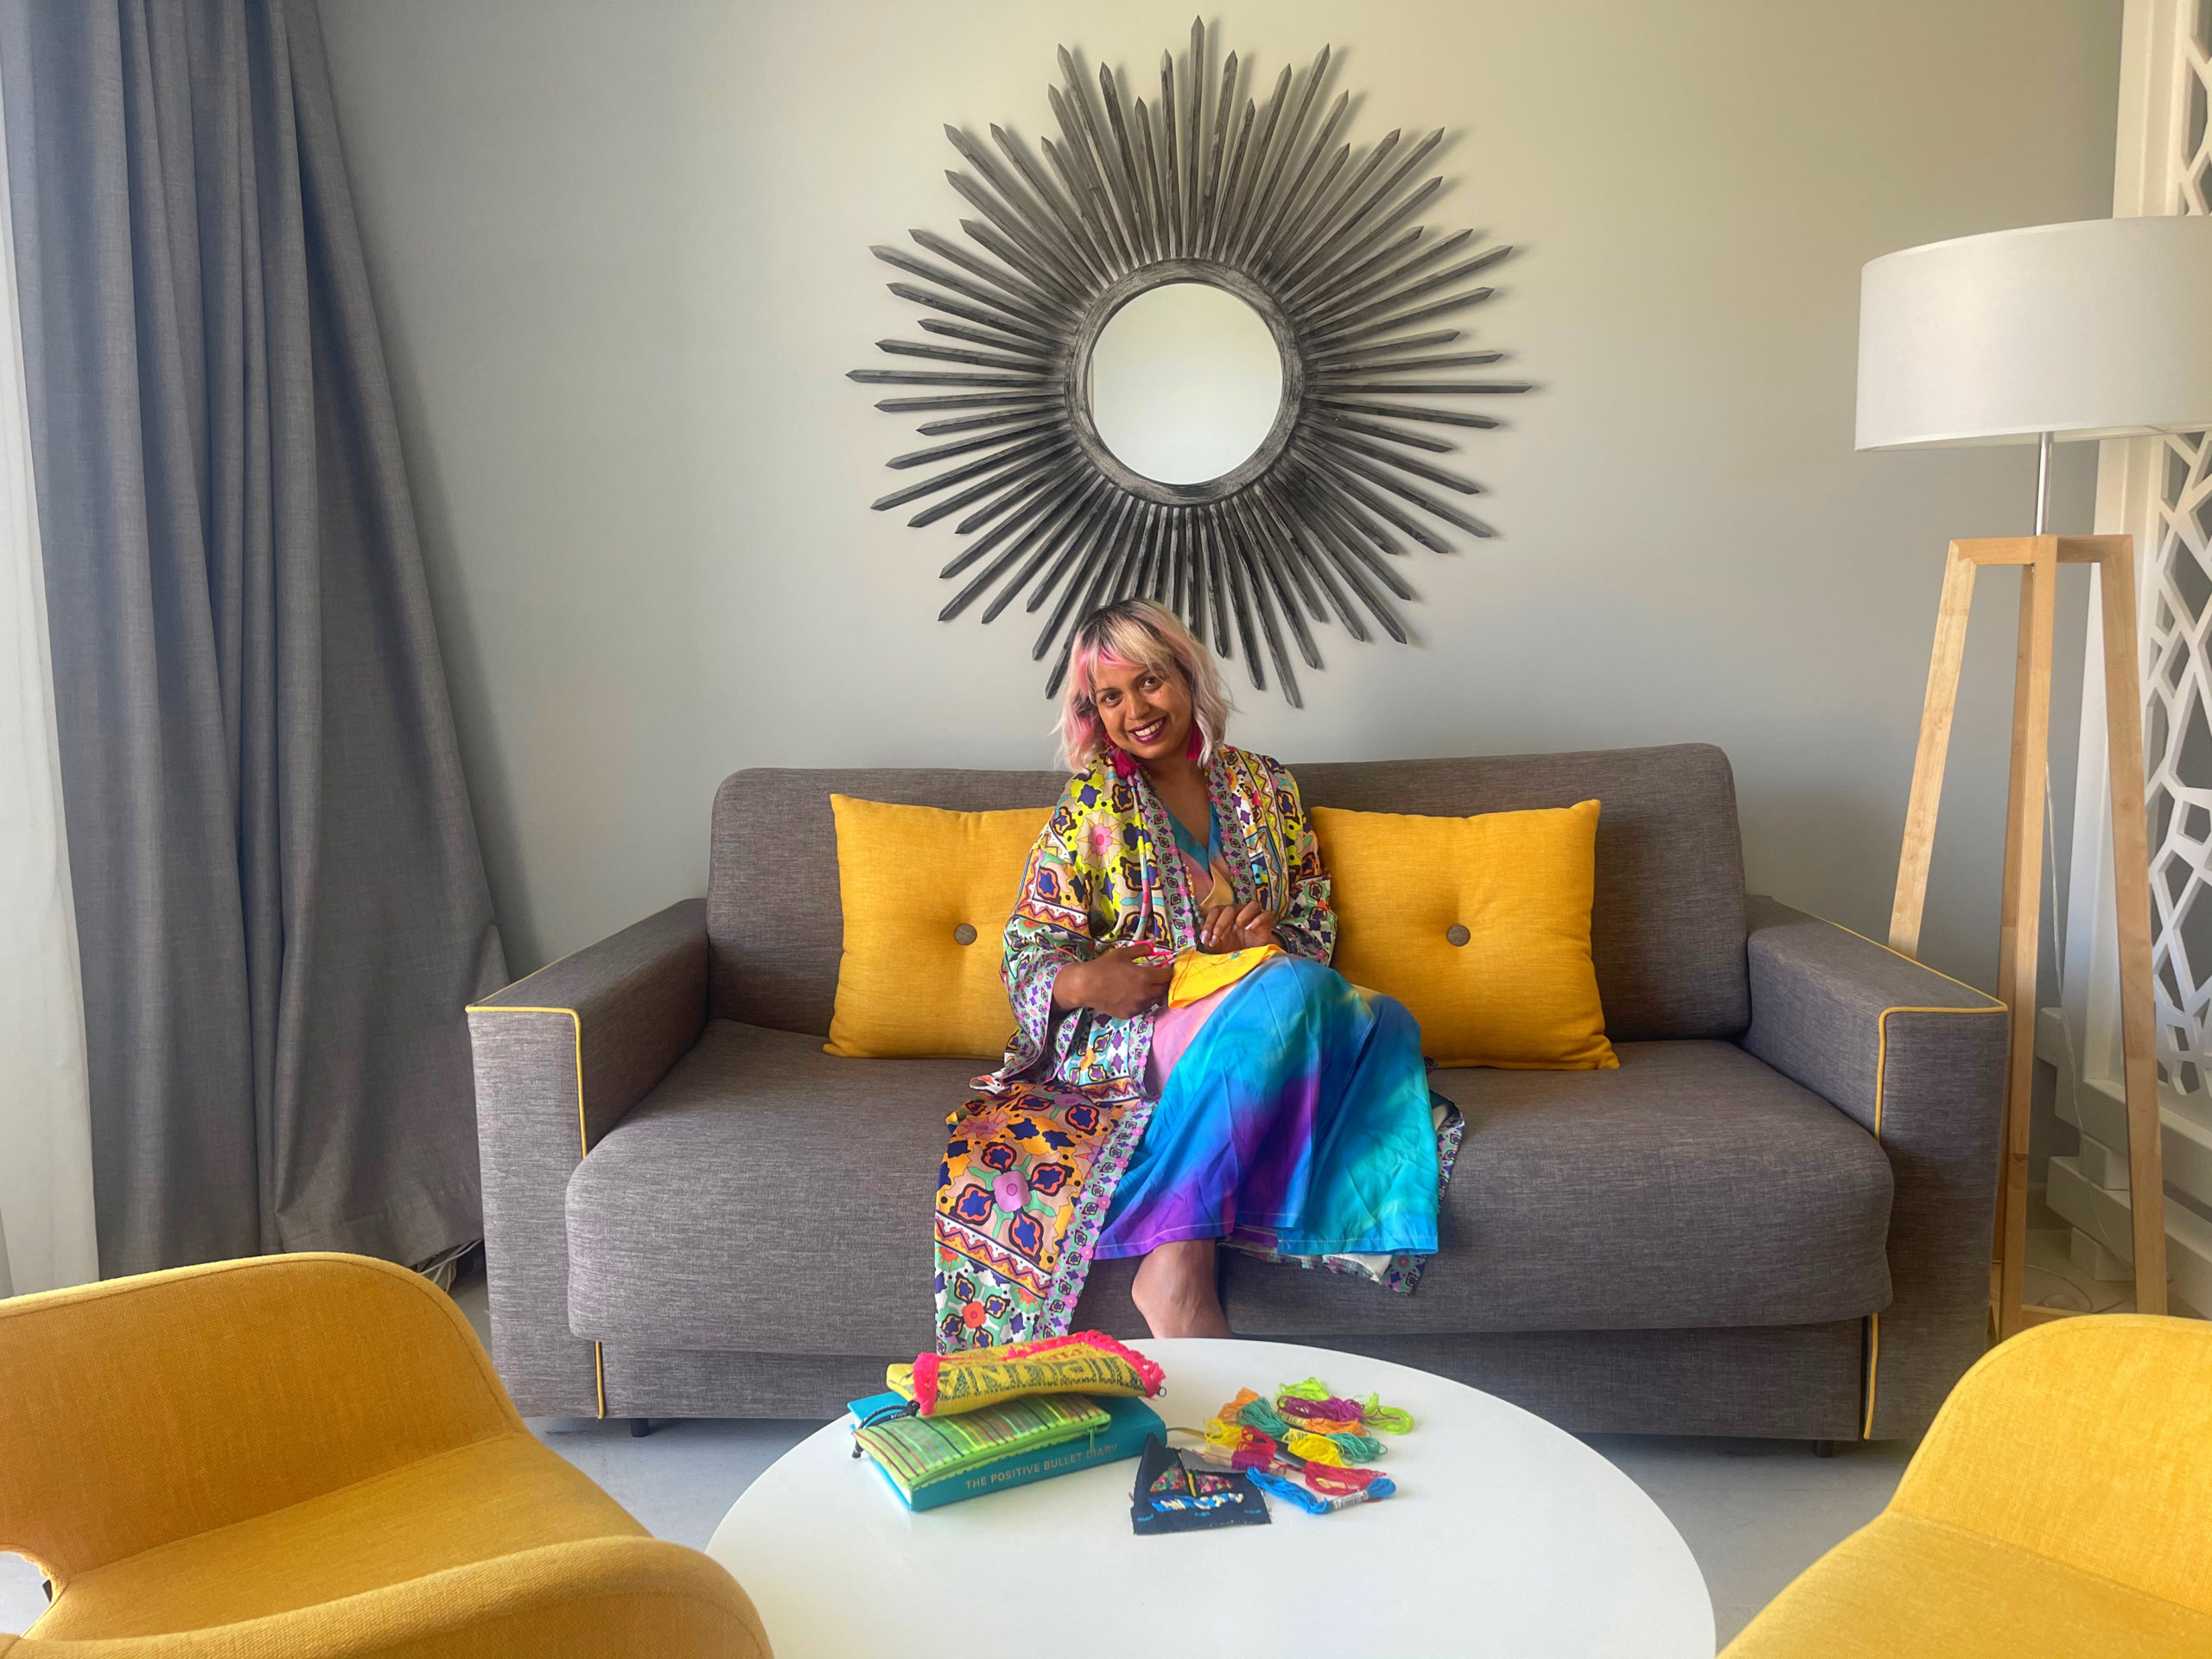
{"left": 0, "top": 0, "right": 505, "bottom": 1275}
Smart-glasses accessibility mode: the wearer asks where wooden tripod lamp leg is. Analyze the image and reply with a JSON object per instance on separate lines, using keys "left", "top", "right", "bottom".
{"left": 1891, "top": 544, "right": 1978, "bottom": 958}
{"left": 2097, "top": 541, "right": 2170, "bottom": 1315}
{"left": 1896, "top": 534, "right": 2169, "bottom": 1338}
{"left": 1993, "top": 541, "right": 2058, "bottom": 1343}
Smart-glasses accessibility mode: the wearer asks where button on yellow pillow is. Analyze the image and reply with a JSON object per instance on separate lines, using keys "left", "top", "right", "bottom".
{"left": 825, "top": 796, "right": 1051, "bottom": 1059}
{"left": 1313, "top": 799, "right": 1618, "bottom": 1070}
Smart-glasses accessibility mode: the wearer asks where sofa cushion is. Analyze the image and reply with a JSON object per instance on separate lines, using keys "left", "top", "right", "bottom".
{"left": 567, "top": 1020, "right": 1149, "bottom": 1357}
{"left": 707, "top": 745, "right": 1748, "bottom": 1041}
{"left": 1224, "top": 1039, "right": 1894, "bottom": 1336}
{"left": 569, "top": 1027, "right": 1887, "bottom": 1354}
{"left": 567, "top": 1020, "right": 959, "bottom": 1357}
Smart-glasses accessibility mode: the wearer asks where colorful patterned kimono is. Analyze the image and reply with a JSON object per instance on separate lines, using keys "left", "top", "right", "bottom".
{"left": 931, "top": 745, "right": 1457, "bottom": 1351}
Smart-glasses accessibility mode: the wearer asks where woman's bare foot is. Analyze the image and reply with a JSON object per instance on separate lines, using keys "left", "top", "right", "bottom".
{"left": 1132, "top": 1239, "right": 1232, "bottom": 1338}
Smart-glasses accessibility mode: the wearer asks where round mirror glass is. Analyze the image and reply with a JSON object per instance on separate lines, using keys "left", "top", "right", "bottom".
{"left": 1086, "top": 281, "right": 1285, "bottom": 486}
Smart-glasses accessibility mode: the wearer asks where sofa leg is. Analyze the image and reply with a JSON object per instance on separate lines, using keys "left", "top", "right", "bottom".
{"left": 1813, "top": 1439, "right": 1836, "bottom": 1458}
{"left": 630, "top": 1417, "right": 653, "bottom": 1439}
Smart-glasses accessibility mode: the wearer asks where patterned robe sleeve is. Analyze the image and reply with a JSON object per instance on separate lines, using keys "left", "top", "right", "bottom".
{"left": 983, "top": 765, "right": 1154, "bottom": 1097}
{"left": 1268, "top": 761, "right": 1337, "bottom": 966}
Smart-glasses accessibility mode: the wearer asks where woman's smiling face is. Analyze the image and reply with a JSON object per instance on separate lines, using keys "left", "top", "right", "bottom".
{"left": 1088, "top": 656, "right": 1193, "bottom": 766}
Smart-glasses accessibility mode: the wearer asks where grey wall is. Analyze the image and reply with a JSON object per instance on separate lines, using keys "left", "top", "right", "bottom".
{"left": 316, "top": 0, "right": 2120, "bottom": 991}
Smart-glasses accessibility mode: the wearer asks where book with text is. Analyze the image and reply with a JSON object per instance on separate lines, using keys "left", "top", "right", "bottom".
{"left": 848, "top": 1389, "right": 1166, "bottom": 1511}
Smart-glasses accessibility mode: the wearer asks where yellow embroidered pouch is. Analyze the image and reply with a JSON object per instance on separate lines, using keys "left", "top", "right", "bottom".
{"left": 1167, "top": 944, "right": 1281, "bottom": 1008}
{"left": 887, "top": 1331, "right": 1165, "bottom": 1416}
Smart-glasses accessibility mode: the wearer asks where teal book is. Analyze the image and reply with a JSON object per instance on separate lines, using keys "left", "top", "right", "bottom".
{"left": 848, "top": 1389, "right": 1165, "bottom": 1511}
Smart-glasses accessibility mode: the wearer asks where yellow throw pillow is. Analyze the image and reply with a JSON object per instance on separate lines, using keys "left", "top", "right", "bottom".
{"left": 824, "top": 796, "right": 1051, "bottom": 1059}
{"left": 1313, "top": 799, "right": 1618, "bottom": 1070}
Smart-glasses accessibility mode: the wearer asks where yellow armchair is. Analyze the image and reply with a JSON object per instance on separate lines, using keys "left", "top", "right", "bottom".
{"left": 0, "top": 1253, "right": 768, "bottom": 1657}
{"left": 1723, "top": 1313, "right": 2212, "bottom": 1658}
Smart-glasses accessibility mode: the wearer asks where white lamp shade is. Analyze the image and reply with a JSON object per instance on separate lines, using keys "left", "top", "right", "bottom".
{"left": 1855, "top": 215, "right": 2212, "bottom": 450}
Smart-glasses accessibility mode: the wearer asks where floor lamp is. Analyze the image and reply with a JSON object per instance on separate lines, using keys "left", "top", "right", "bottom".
{"left": 1856, "top": 214, "right": 2212, "bottom": 1341}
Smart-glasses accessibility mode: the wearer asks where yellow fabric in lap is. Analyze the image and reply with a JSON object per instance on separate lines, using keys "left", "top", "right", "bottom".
{"left": 825, "top": 795, "right": 1052, "bottom": 1059}
{"left": 1312, "top": 799, "right": 1617, "bottom": 1070}
{"left": 1167, "top": 944, "right": 1281, "bottom": 1007}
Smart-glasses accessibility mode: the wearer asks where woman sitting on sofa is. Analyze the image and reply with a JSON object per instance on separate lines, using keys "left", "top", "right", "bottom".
{"left": 931, "top": 599, "right": 1446, "bottom": 1349}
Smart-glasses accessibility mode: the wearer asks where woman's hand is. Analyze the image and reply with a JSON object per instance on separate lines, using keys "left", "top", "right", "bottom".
{"left": 1053, "top": 943, "right": 1173, "bottom": 1019}
{"left": 1199, "top": 900, "right": 1277, "bottom": 955}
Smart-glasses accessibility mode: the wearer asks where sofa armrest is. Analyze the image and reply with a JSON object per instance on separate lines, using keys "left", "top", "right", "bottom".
{"left": 467, "top": 899, "right": 708, "bottom": 1416}
{"left": 1739, "top": 894, "right": 2008, "bottom": 1438}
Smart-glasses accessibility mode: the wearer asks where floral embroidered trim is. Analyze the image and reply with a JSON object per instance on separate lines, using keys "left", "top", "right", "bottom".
{"left": 1031, "top": 1096, "right": 1154, "bottom": 1338}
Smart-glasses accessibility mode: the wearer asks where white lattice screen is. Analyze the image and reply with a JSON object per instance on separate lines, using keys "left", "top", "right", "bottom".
{"left": 2175, "top": 4, "right": 2212, "bottom": 215}
{"left": 2049, "top": 0, "right": 2212, "bottom": 1315}
{"left": 2145, "top": 431, "right": 2212, "bottom": 1090}
{"left": 2132, "top": 3, "right": 2211, "bottom": 1096}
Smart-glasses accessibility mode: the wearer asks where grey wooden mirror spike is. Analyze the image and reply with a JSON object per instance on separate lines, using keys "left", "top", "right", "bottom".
{"left": 851, "top": 20, "right": 1528, "bottom": 706}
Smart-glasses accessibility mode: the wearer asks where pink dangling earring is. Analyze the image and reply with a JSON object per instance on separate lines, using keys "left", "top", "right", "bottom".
{"left": 1109, "top": 747, "right": 1141, "bottom": 780}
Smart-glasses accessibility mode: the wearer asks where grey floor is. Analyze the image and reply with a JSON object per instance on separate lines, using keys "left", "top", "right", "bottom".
{"left": 0, "top": 1261, "right": 1915, "bottom": 1649}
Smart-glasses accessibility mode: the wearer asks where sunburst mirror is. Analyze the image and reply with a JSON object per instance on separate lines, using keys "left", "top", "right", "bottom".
{"left": 852, "top": 19, "right": 1528, "bottom": 706}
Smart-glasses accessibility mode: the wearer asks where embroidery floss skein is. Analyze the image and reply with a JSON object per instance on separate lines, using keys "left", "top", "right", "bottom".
{"left": 1249, "top": 1468, "right": 1396, "bottom": 1514}
{"left": 1277, "top": 1377, "right": 1417, "bottom": 1435}
{"left": 1234, "top": 1395, "right": 1295, "bottom": 1441}
{"left": 1277, "top": 1393, "right": 1368, "bottom": 1427}
{"left": 1186, "top": 1424, "right": 1393, "bottom": 1502}
{"left": 1303, "top": 1460, "right": 1383, "bottom": 1497}
{"left": 1361, "top": 1393, "right": 1418, "bottom": 1434}
{"left": 1204, "top": 1378, "right": 1415, "bottom": 1509}
{"left": 1283, "top": 1429, "right": 1352, "bottom": 1465}
{"left": 1274, "top": 1398, "right": 1367, "bottom": 1435}
{"left": 1325, "top": 1429, "right": 1389, "bottom": 1464}
{"left": 1198, "top": 1417, "right": 1280, "bottom": 1471}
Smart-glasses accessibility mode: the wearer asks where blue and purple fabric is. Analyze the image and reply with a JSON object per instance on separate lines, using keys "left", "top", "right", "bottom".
{"left": 1096, "top": 954, "right": 1441, "bottom": 1262}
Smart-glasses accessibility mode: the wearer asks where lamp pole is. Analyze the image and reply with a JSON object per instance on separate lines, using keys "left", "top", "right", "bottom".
{"left": 2035, "top": 429, "right": 2054, "bottom": 534}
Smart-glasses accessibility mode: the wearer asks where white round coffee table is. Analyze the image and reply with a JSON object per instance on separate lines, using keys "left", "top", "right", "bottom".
{"left": 706, "top": 1338, "right": 1713, "bottom": 1657}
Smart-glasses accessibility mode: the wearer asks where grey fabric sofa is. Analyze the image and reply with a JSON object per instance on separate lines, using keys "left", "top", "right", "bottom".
{"left": 467, "top": 743, "right": 2007, "bottom": 1440}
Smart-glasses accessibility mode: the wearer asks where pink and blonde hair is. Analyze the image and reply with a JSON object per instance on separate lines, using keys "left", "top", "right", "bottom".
{"left": 1057, "top": 599, "right": 1233, "bottom": 775}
